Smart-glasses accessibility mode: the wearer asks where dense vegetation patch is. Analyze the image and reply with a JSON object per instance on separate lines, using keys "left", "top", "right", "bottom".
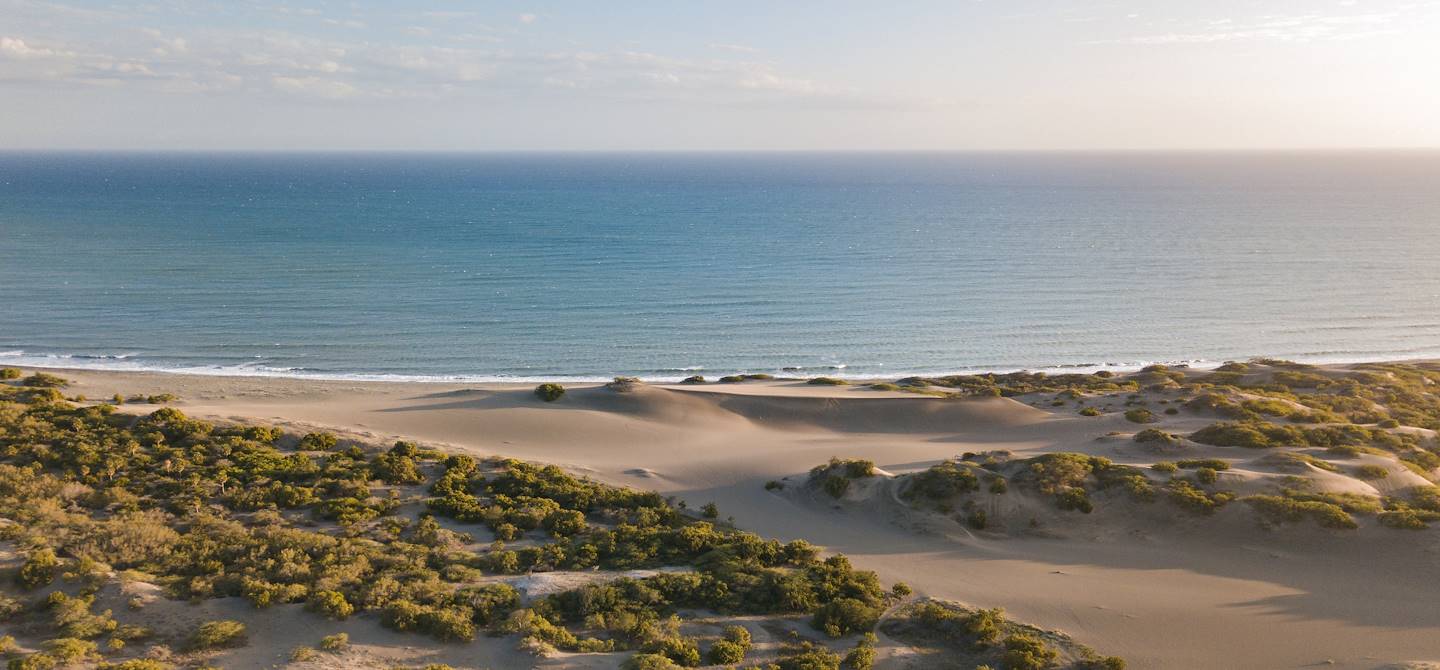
{"left": 0, "top": 375, "right": 905, "bottom": 667}
{"left": 880, "top": 599, "right": 1124, "bottom": 670}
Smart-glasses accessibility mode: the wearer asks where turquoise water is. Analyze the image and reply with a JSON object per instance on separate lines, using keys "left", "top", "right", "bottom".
{"left": 1, "top": 151, "right": 1438, "bottom": 381}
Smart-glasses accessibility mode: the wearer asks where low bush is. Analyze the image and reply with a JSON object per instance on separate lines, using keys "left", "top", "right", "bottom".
{"left": 1242, "top": 398, "right": 1297, "bottom": 418}
{"left": 20, "top": 373, "right": 69, "bottom": 388}
{"left": 16, "top": 547, "right": 60, "bottom": 589}
{"left": 1354, "top": 464, "right": 1389, "bottom": 480}
{"left": 1123, "top": 408, "right": 1155, "bottom": 424}
{"left": 813, "top": 597, "right": 882, "bottom": 637}
{"left": 1378, "top": 509, "right": 1428, "bottom": 530}
{"left": 0, "top": 368, "right": 20, "bottom": 379}
{"left": 1002, "top": 633, "right": 1059, "bottom": 670}
{"left": 1245, "top": 495, "right": 1357, "bottom": 529}
{"left": 319, "top": 633, "right": 349, "bottom": 651}
{"left": 808, "top": 377, "right": 849, "bottom": 386}
{"left": 1133, "top": 428, "right": 1179, "bottom": 445}
{"left": 1190, "top": 421, "right": 1303, "bottom": 449}
{"left": 534, "top": 383, "right": 566, "bottom": 402}
{"left": 707, "top": 626, "right": 752, "bottom": 664}
{"left": 1166, "top": 480, "right": 1235, "bottom": 515}
{"left": 903, "top": 461, "right": 978, "bottom": 500}
{"left": 307, "top": 590, "right": 355, "bottom": 620}
{"left": 188, "top": 620, "right": 248, "bottom": 650}
{"left": 1175, "top": 458, "right": 1230, "bottom": 471}
{"left": 298, "top": 431, "right": 338, "bottom": 450}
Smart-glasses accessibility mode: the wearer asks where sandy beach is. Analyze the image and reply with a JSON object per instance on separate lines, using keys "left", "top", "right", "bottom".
{"left": 7, "top": 364, "right": 1438, "bottom": 669}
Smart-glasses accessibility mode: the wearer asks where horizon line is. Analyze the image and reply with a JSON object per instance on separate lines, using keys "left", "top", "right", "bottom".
{"left": 2, "top": 147, "right": 1439, "bottom": 155}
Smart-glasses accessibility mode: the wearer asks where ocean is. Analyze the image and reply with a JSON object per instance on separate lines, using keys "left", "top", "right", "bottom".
{"left": 1, "top": 151, "right": 1438, "bottom": 382}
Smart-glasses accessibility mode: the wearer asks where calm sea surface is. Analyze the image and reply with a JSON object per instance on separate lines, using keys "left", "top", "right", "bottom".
{"left": 1, "top": 151, "right": 1438, "bottom": 381}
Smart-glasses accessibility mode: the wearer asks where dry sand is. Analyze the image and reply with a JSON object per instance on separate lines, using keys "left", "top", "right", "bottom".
{"left": 22, "top": 367, "right": 1440, "bottom": 669}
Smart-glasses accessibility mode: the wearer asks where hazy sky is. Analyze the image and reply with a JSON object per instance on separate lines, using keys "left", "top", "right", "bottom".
{"left": 2, "top": 0, "right": 1438, "bottom": 150}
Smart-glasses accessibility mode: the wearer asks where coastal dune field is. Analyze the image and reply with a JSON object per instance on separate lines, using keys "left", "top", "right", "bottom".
{"left": 15, "top": 363, "right": 1440, "bottom": 669}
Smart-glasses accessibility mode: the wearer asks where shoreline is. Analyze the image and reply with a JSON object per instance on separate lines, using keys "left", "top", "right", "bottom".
{"left": 8, "top": 350, "right": 1440, "bottom": 385}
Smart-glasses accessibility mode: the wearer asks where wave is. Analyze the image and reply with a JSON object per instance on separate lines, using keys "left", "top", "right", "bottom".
{"left": 5, "top": 349, "right": 1440, "bottom": 385}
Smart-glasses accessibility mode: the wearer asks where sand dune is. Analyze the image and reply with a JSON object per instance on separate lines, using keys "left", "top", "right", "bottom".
{"left": 24, "top": 365, "right": 1440, "bottom": 669}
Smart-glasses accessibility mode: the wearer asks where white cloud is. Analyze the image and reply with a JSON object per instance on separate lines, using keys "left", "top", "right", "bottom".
{"left": 271, "top": 75, "right": 357, "bottom": 98}
{"left": 1097, "top": 11, "right": 1403, "bottom": 44}
{"left": 0, "top": 19, "right": 876, "bottom": 108}
{"left": 708, "top": 43, "right": 760, "bottom": 54}
{"left": 518, "top": 13, "right": 537, "bottom": 25}
{"left": 0, "top": 36, "right": 63, "bottom": 59}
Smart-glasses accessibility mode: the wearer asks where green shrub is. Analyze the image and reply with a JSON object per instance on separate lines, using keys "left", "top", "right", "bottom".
{"left": 623, "top": 654, "right": 681, "bottom": 670}
{"left": 16, "top": 547, "right": 60, "bottom": 589}
{"left": 319, "top": 633, "right": 349, "bottom": 651}
{"left": 1176, "top": 459, "right": 1230, "bottom": 471}
{"left": 8, "top": 654, "right": 59, "bottom": 670}
{"left": 1194, "top": 467, "right": 1220, "bottom": 485}
{"left": 1001, "top": 633, "right": 1059, "bottom": 670}
{"left": 1353, "top": 464, "right": 1389, "bottom": 480}
{"left": 843, "top": 634, "right": 876, "bottom": 670}
{"left": 1123, "top": 408, "right": 1155, "bottom": 424}
{"left": 1056, "top": 487, "right": 1093, "bottom": 513}
{"left": 1133, "top": 428, "right": 1178, "bottom": 444}
{"left": 1079, "top": 407, "right": 1101, "bottom": 416}
{"left": 20, "top": 373, "right": 68, "bottom": 388}
{"left": 813, "top": 597, "right": 882, "bottom": 637}
{"left": 1378, "top": 509, "right": 1428, "bottom": 530}
{"left": 1151, "top": 462, "right": 1178, "bottom": 473}
{"left": 776, "top": 642, "right": 841, "bottom": 670}
{"left": 643, "top": 636, "right": 700, "bottom": 666}
{"left": 44, "top": 638, "right": 96, "bottom": 663}
{"left": 0, "top": 368, "right": 20, "bottom": 380}
{"left": 708, "top": 625, "right": 752, "bottom": 664}
{"left": 904, "top": 461, "right": 978, "bottom": 500}
{"left": 307, "top": 590, "right": 354, "bottom": 620}
{"left": 1190, "top": 421, "right": 1302, "bottom": 449}
{"left": 824, "top": 475, "right": 850, "bottom": 498}
{"left": 1241, "top": 398, "right": 1296, "bottom": 418}
{"left": 97, "top": 661, "right": 172, "bottom": 670}
{"left": 1245, "top": 495, "right": 1357, "bottom": 530}
{"left": 808, "top": 377, "right": 849, "bottom": 386}
{"left": 534, "top": 383, "right": 566, "bottom": 402}
{"left": 1184, "top": 393, "right": 1249, "bottom": 418}
{"left": 298, "top": 431, "right": 338, "bottom": 450}
{"left": 188, "top": 620, "right": 248, "bottom": 650}
{"left": 1166, "top": 480, "right": 1234, "bottom": 515}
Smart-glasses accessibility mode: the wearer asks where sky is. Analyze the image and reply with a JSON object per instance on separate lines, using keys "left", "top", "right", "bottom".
{"left": 1, "top": 0, "right": 1438, "bottom": 150}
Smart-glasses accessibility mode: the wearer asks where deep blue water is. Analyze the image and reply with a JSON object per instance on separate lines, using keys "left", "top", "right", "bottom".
{"left": 1, "top": 151, "right": 1438, "bottom": 381}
